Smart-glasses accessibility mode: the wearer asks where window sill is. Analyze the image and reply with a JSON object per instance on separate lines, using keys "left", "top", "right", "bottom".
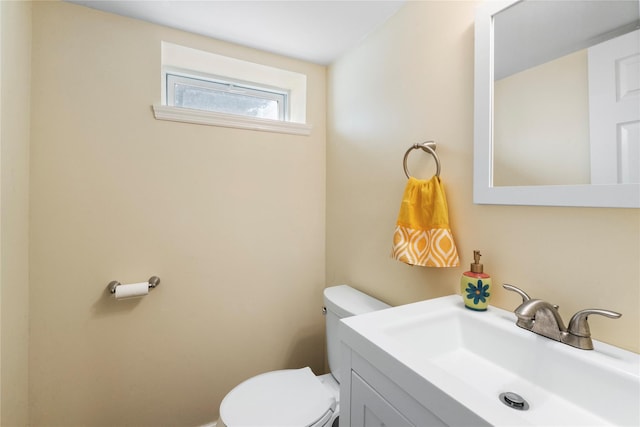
{"left": 152, "top": 105, "right": 312, "bottom": 136}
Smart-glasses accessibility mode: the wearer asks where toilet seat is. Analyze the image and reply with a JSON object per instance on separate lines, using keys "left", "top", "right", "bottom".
{"left": 219, "top": 367, "right": 336, "bottom": 427}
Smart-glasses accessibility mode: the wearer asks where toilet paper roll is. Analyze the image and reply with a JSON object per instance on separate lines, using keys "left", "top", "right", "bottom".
{"left": 114, "top": 282, "right": 149, "bottom": 300}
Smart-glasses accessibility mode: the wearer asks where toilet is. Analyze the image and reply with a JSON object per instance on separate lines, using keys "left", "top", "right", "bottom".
{"left": 217, "top": 285, "right": 390, "bottom": 427}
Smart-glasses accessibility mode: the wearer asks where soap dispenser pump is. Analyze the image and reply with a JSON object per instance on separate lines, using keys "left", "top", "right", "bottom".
{"left": 460, "top": 250, "right": 492, "bottom": 311}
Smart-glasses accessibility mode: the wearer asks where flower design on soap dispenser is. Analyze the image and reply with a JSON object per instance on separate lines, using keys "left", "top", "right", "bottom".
{"left": 465, "top": 280, "right": 490, "bottom": 304}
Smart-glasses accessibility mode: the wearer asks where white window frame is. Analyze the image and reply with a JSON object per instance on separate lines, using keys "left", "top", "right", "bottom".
{"left": 153, "top": 42, "right": 311, "bottom": 136}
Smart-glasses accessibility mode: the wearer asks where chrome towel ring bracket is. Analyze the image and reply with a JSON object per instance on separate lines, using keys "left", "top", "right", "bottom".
{"left": 403, "top": 141, "right": 441, "bottom": 179}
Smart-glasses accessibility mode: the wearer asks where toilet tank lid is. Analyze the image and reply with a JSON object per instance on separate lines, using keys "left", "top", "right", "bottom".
{"left": 323, "top": 285, "right": 390, "bottom": 318}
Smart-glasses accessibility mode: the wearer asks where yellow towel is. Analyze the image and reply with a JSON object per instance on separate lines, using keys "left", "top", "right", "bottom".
{"left": 392, "top": 176, "right": 460, "bottom": 267}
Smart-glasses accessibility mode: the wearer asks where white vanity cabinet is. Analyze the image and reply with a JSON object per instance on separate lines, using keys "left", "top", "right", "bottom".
{"left": 340, "top": 350, "right": 448, "bottom": 427}
{"left": 338, "top": 325, "right": 490, "bottom": 427}
{"left": 350, "top": 372, "right": 413, "bottom": 427}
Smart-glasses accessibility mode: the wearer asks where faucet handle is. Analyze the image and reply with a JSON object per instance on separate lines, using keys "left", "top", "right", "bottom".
{"left": 502, "top": 284, "right": 531, "bottom": 303}
{"left": 567, "top": 309, "right": 622, "bottom": 338}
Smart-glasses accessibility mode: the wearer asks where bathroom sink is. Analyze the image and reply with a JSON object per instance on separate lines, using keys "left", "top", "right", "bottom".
{"left": 340, "top": 295, "right": 640, "bottom": 426}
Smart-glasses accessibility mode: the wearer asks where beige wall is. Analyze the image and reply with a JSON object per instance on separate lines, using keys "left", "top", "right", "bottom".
{"left": 1, "top": 1, "right": 32, "bottom": 425}
{"left": 8, "top": 1, "right": 640, "bottom": 425}
{"left": 494, "top": 49, "right": 590, "bottom": 186}
{"left": 327, "top": 0, "right": 639, "bottom": 354}
{"left": 29, "top": 2, "right": 326, "bottom": 426}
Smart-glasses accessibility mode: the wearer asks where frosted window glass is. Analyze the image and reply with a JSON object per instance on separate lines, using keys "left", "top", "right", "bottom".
{"left": 174, "top": 83, "right": 280, "bottom": 120}
{"left": 166, "top": 73, "right": 287, "bottom": 121}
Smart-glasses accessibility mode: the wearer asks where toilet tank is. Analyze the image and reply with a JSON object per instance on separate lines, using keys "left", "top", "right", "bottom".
{"left": 323, "top": 285, "right": 390, "bottom": 383}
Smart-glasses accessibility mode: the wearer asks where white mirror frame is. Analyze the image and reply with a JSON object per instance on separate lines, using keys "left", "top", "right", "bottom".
{"left": 473, "top": 0, "right": 640, "bottom": 208}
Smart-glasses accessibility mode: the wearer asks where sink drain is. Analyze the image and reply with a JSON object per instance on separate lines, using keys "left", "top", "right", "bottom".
{"left": 499, "top": 392, "right": 530, "bottom": 410}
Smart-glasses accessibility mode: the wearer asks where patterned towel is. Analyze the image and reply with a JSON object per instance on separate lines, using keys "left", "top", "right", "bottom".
{"left": 392, "top": 176, "right": 460, "bottom": 267}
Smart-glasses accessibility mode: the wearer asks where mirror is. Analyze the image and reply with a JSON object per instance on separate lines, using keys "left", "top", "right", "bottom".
{"left": 474, "top": 0, "right": 640, "bottom": 208}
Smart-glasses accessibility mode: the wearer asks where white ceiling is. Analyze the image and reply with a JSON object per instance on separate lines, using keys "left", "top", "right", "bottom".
{"left": 67, "top": 0, "right": 406, "bottom": 65}
{"left": 494, "top": 0, "right": 640, "bottom": 79}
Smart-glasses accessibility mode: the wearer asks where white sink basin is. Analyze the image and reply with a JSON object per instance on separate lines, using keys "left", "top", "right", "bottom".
{"left": 340, "top": 295, "right": 640, "bottom": 426}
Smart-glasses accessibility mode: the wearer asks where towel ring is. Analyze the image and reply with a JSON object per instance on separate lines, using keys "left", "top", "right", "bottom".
{"left": 403, "top": 141, "right": 440, "bottom": 179}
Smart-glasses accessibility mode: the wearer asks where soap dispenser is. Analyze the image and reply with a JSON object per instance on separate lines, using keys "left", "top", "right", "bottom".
{"left": 460, "top": 250, "right": 492, "bottom": 311}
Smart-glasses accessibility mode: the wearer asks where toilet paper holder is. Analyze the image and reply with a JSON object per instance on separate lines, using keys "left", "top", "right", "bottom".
{"left": 108, "top": 276, "right": 160, "bottom": 294}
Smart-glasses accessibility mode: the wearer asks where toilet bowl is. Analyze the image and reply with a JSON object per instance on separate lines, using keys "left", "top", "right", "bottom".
{"left": 217, "top": 285, "right": 389, "bottom": 427}
{"left": 218, "top": 368, "right": 339, "bottom": 427}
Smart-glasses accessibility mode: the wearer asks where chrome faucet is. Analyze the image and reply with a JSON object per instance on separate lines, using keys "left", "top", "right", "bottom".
{"left": 502, "top": 284, "right": 621, "bottom": 350}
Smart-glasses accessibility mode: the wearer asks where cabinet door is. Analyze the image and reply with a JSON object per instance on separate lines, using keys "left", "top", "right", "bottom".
{"left": 350, "top": 372, "right": 413, "bottom": 427}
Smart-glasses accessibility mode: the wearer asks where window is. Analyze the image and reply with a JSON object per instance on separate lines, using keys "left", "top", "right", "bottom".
{"left": 166, "top": 72, "right": 289, "bottom": 121}
{"left": 153, "top": 42, "right": 311, "bottom": 135}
